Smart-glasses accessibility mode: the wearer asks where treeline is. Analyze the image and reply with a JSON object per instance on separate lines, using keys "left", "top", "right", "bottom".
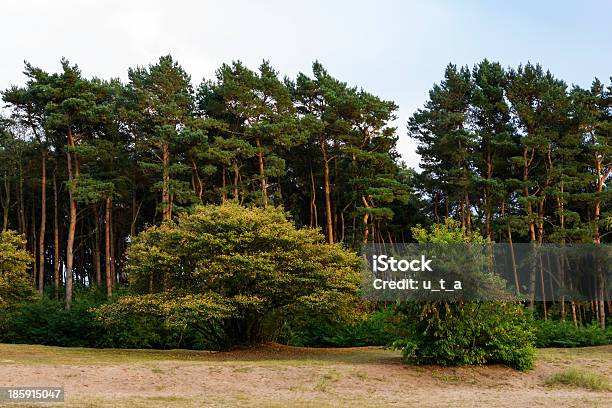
{"left": 409, "top": 60, "right": 611, "bottom": 326}
{"left": 0, "top": 57, "right": 609, "bottom": 323}
{"left": 410, "top": 60, "right": 611, "bottom": 244}
{"left": 0, "top": 56, "right": 418, "bottom": 309}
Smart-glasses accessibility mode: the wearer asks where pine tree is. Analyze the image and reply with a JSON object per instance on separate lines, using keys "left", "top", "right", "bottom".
{"left": 126, "top": 55, "right": 199, "bottom": 222}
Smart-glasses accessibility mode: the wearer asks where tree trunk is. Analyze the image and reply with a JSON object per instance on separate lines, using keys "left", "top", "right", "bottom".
{"left": 53, "top": 170, "right": 60, "bottom": 293}
{"left": 66, "top": 186, "right": 76, "bottom": 309}
{"left": 38, "top": 151, "right": 46, "bottom": 295}
{"left": 222, "top": 166, "right": 227, "bottom": 202}
{"left": 507, "top": 219, "right": 520, "bottom": 296}
{"left": 593, "top": 155, "right": 608, "bottom": 328}
{"left": 484, "top": 143, "right": 493, "bottom": 240}
{"left": 522, "top": 146, "right": 537, "bottom": 308}
{"left": 320, "top": 138, "right": 333, "bottom": 244}
{"left": 105, "top": 196, "right": 112, "bottom": 298}
{"left": 110, "top": 209, "right": 116, "bottom": 285}
{"left": 310, "top": 166, "right": 318, "bottom": 228}
{"left": 65, "top": 130, "right": 78, "bottom": 310}
{"left": 18, "top": 161, "right": 26, "bottom": 239}
{"left": 362, "top": 196, "right": 370, "bottom": 244}
{"left": 191, "top": 158, "right": 204, "bottom": 203}
{"left": 255, "top": 137, "right": 267, "bottom": 206}
{"left": 93, "top": 209, "right": 101, "bottom": 286}
{"left": 233, "top": 162, "right": 239, "bottom": 200}
{"left": 2, "top": 173, "right": 10, "bottom": 231}
{"left": 31, "top": 205, "right": 37, "bottom": 286}
{"left": 161, "top": 142, "right": 171, "bottom": 221}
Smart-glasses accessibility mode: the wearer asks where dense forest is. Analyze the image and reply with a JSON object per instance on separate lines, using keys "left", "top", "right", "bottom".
{"left": 0, "top": 56, "right": 610, "bottom": 328}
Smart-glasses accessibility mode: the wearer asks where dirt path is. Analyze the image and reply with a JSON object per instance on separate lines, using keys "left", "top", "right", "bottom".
{"left": 0, "top": 343, "right": 610, "bottom": 407}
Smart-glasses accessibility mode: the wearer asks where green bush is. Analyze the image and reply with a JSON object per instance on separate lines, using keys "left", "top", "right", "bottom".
{"left": 4, "top": 296, "right": 103, "bottom": 347}
{"left": 390, "top": 220, "right": 536, "bottom": 371}
{"left": 535, "top": 319, "right": 612, "bottom": 348}
{"left": 3, "top": 288, "right": 211, "bottom": 349}
{"left": 282, "top": 306, "right": 399, "bottom": 347}
{"left": 93, "top": 204, "right": 363, "bottom": 349}
{"left": 393, "top": 301, "right": 535, "bottom": 371}
{"left": 0, "top": 230, "right": 35, "bottom": 336}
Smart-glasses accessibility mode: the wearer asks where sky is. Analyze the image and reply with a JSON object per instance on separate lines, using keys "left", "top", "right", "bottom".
{"left": 2, "top": 0, "right": 611, "bottom": 169}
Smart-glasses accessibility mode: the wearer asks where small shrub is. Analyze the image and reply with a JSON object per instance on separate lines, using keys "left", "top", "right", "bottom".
{"left": 391, "top": 220, "right": 536, "bottom": 371}
{"left": 535, "top": 319, "right": 611, "bottom": 348}
{"left": 393, "top": 301, "right": 535, "bottom": 371}
{"left": 545, "top": 368, "right": 612, "bottom": 391}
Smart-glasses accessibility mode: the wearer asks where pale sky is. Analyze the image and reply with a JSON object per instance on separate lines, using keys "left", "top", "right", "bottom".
{"left": 2, "top": 0, "right": 611, "bottom": 169}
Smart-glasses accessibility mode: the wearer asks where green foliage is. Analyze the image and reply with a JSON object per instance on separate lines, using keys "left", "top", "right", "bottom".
{"left": 534, "top": 319, "right": 612, "bottom": 348}
{"left": 1, "top": 55, "right": 609, "bottom": 350}
{"left": 391, "top": 220, "right": 536, "bottom": 371}
{"left": 290, "top": 62, "right": 408, "bottom": 244}
{"left": 393, "top": 302, "right": 535, "bottom": 371}
{"left": 3, "top": 288, "right": 212, "bottom": 349}
{"left": 94, "top": 203, "right": 363, "bottom": 348}
{"left": 0, "top": 231, "right": 34, "bottom": 334}
{"left": 282, "top": 306, "right": 399, "bottom": 347}
{"left": 4, "top": 293, "right": 105, "bottom": 347}
{"left": 127, "top": 55, "right": 203, "bottom": 216}
{"left": 411, "top": 218, "right": 487, "bottom": 244}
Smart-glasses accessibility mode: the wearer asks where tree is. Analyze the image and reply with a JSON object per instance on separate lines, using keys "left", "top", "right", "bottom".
{"left": 198, "top": 61, "right": 296, "bottom": 206}
{"left": 292, "top": 62, "right": 407, "bottom": 244}
{"left": 570, "top": 79, "right": 612, "bottom": 328}
{"left": 3, "top": 65, "right": 49, "bottom": 295}
{"left": 408, "top": 64, "right": 474, "bottom": 229}
{"left": 42, "top": 60, "right": 114, "bottom": 309}
{"left": 127, "top": 55, "right": 201, "bottom": 222}
{"left": 470, "top": 60, "right": 514, "bottom": 239}
{"left": 506, "top": 63, "right": 570, "bottom": 312}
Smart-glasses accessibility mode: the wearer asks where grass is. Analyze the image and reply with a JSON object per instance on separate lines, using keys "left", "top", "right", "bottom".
{"left": 545, "top": 368, "right": 612, "bottom": 391}
{"left": 0, "top": 343, "right": 397, "bottom": 366}
{"left": 314, "top": 369, "right": 341, "bottom": 391}
{"left": 537, "top": 346, "right": 612, "bottom": 362}
{"left": 0, "top": 343, "right": 610, "bottom": 407}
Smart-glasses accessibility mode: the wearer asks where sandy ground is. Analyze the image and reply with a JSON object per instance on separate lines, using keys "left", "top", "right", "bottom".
{"left": 0, "top": 343, "right": 610, "bottom": 407}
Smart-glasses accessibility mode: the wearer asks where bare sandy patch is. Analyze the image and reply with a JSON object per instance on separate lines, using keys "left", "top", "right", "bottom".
{"left": 0, "top": 343, "right": 610, "bottom": 407}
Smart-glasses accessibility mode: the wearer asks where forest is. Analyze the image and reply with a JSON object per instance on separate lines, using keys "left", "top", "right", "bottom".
{"left": 0, "top": 56, "right": 610, "bottom": 362}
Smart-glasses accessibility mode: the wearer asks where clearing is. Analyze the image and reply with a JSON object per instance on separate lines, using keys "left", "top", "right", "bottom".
{"left": 0, "top": 343, "right": 610, "bottom": 407}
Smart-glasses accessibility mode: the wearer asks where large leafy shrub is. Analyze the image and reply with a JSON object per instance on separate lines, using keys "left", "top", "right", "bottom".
{"left": 94, "top": 203, "right": 363, "bottom": 349}
{"left": 392, "top": 220, "right": 536, "bottom": 371}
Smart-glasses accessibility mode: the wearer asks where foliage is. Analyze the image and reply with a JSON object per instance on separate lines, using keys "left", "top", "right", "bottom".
{"left": 534, "top": 319, "right": 612, "bottom": 348}
{"left": 93, "top": 203, "right": 363, "bottom": 348}
{"left": 393, "top": 301, "right": 535, "bottom": 371}
{"left": 281, "top": 306, "right": 399, "bottom": 347}
{"left": 3, "top": 288, "right": 211, "bottom": 349}
{"left": 0, "top": 231, "right": 34, "bottom": 334}
{"left": 0, "top": 55, "right": 609, "bottom": 348}
{"left": 391, "top": 220, "right": 536, "bottom": 371}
